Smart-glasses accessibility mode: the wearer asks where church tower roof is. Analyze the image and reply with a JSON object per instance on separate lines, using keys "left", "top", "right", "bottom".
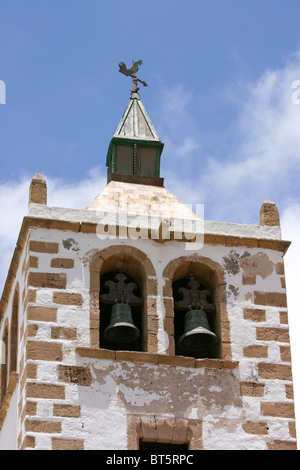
{"left": 105, "top": 61, "right": 164, "bottom": 187}
{"left": 113, "top": 90, "right": 160, "bottom": 142}
{"left": 114, "top": 60, "right": 160, "bottom": 142}
{"left": 86, "top": 61, "right": 199, "bottom": 225}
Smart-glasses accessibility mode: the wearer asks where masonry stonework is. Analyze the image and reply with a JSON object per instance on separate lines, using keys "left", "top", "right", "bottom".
{"left": 0, "top": 212, "right": 297, "bottom": 449}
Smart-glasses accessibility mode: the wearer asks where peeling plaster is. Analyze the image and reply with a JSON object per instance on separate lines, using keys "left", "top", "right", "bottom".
{"left": 228, "top": 284, "right": 239, "bottom": 299}
{"left": 222, "top": 253, "right": 240, "bottom": 275}
{"left": 62, "top": 238, "right": 80, "bottom": 251}
{"left": 87, "top": 361, "right": 242, "bottom": 420}
{"left": 240, "top": 252, "right": 273, "bottom": 279}
{"left": 223, "top": 250, "right": 274, "bottom": 279}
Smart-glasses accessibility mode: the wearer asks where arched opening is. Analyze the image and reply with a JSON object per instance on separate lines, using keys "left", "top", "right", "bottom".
{"left": 163, "top": 255, "right": 231, "bottom": 360}
{"left": 0, "top": 323, "right": 8, "bottom": 405}
{"left": 172, "top": 275, "right": 218, "bottom": 359}
{"left": 99, "top": 271, "right": 143, "bottom": 351}
{"left": 89, "top": 246, "right": 158, "bottom": 353}
{"left": 10, "top": 285, "right": 19, "bottom": 375}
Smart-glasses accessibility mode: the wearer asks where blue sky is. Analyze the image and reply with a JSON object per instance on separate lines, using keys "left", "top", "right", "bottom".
{"left": 1, "top": 1, "right": 300, "bottom": 221}
{"left": 1, "top": 0, "right": 300, "bottom": 443}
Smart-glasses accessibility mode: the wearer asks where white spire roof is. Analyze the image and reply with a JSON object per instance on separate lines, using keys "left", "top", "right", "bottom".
{"left": 114, "top": 92, "right": 160, "bottom": 141}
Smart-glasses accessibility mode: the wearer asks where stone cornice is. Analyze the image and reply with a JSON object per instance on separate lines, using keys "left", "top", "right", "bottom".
{"left": 76, "top": 347, "right": 239, "bottom": 370}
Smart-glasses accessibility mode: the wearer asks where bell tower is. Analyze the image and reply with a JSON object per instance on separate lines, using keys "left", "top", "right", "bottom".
{"left": 108, "top": 60, "right": 164, "bottom": 184}
{"left": 106, "top": 82, "right": 164, "bottom": 186}
{"left": 0, "top": 62, "right": 297, "bottom": 451}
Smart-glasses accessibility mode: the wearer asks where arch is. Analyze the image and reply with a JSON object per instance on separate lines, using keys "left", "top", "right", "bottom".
{"left": 0, "top": 321, "right": 9, "bottom": 405}
{"left": 99, "top": 270, "right": 143, "bottom": 351}
{"left": 162, "top": 255, "right": 232, "bottom": 359}
{"left": 89, "top": 245, "right": 158, "bottom": 353}
{"left": 9, "top": 284, "right": 19, "bottom": 375}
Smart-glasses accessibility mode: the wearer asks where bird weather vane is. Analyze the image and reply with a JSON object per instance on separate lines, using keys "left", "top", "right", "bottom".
{"left": 118, "top": 59, "right": 148, "bottom": 92}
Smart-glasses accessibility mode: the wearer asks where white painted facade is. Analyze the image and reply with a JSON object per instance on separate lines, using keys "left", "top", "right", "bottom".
{"left": 0, "top": 200, "right": 297, "bottom": 450}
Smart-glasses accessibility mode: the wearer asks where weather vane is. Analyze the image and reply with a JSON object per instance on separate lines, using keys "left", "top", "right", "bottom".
{"left": 118, "top": 59, "right": 148, "bottom": 92}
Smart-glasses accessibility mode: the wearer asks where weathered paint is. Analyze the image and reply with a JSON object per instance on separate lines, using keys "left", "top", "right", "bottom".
{"left": 0, "top": 201, "right": 296, "bottom": 450}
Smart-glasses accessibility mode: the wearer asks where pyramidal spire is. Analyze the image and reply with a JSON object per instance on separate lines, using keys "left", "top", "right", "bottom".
{"left": 105, "top": 61, "right": 164, "bottom": 186}
{"left": 114, "top": 88, "right": 160, "bottom": 141}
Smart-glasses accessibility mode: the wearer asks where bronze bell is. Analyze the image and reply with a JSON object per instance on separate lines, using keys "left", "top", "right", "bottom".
{"left": 178, "top": 307, "right": 218, "bottom": 353}
{"left": 104, "top": 302, "right": 140, "bottom": 344}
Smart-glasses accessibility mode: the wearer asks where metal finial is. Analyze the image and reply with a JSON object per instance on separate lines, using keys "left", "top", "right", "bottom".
{"left": 118, "top": 59, "right": 148, "bottom": 93}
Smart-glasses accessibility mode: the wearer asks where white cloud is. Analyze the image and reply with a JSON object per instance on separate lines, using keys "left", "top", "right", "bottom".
{"left": 0, "top": 167, "right": 106, "bottom": 289}
{"left": 46, "top": 166, "right": 106, "bottom": 209}
{"left": 160, "top": 51, "right": 300, "bottom": 225}
{"left": 154, "top": 84, "right": 202, "bottom": 164}
{"left": 0, "top": 178, "right": 30, "bottom": 289}
{"left": 236, "top": 59, "right": 300, "bottom": 173}
{"left": 158, "top": 84, "right": 192, "bottom": 122}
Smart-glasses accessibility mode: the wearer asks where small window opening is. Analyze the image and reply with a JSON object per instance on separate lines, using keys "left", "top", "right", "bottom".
{"left": 136, "top": 147, "right": 157, "bottom": 177}
{"left": 0, "top": 327, "right": 8, "bottom": 404}
{"left": 139, "top": 441, "right": 189, "bottom": 450}
{"left": 115, "top": 145, "right": 134, "bottom": 175}
{"left": 10, "top": 288, "right": 19, "bottom": 374}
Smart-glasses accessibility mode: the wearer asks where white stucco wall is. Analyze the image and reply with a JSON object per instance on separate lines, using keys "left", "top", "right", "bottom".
{"left": 19, "top": 220, "right": 292, "bottom": 449}
{"left": 0, "top": 385, "right": 18, "bottom": 450}
{"left": 0, "top": 202, "right": 295, "bottom": 449}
